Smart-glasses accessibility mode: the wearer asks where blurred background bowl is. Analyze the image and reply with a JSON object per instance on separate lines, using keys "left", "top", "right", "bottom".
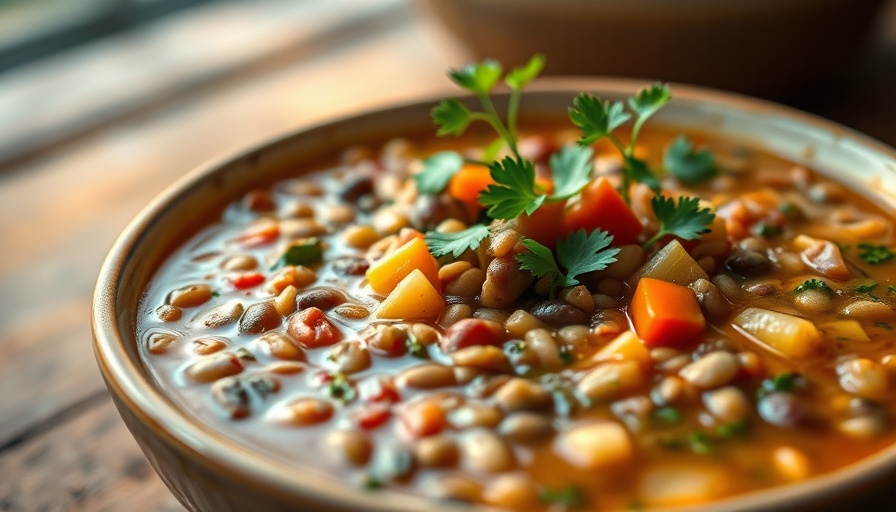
{"left": 419, "top": 0, "right": 887, "bottom": 95}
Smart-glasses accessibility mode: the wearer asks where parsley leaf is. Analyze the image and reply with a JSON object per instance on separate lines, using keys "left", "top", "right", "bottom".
{"left": 431, "top": 98, "right": 472, "bottom": 136}
{"left": 548, "top": 145, "right": 593, "bottom": 200}
{"left": 479, "top": 157, "right": 546, "bottom": 219}
{"left": 625, "top": 153, "right": 662, "bottom": 194}
{"left": 858, "top": 244, "right": 894, "bottom": 265}
{"left": 568, "top": 93, "right": 630, "bottom": 146}
{"left": 517, "top": 229, "right": 619, "bottom": 296}
{"left": 628, "top": 82, "right": 670, "bottom": 144}
{"left": 448, "top": 59, "right": 502, "bottom": 95}
{"left": 425, "top": 224, "right": 491, "bottom": 258}
{"left": 643, "top": 196, "right": 715, "bottom": 249}
{"left": 414, "top": 151, "right": 464, "bottom": 194}
{"left": 794, "top": 279, "right": 833, "bottom": 294}
{"left": 505, "top": 53, "right": 545, "bottom": 90}
{"left": 663, "top": 135, "right": 718, "bottom": 184}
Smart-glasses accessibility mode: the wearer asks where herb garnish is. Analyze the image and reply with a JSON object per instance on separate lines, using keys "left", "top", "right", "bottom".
{"left": 414, "top": 151, "right": 464, "bottom": 195}
{"left": 425, "top": 224, "right": 491, "bottom": 258}
{"left": 405, "top": 332, "right": 428, "bottom": 359}
{"left": 325, "top": 372, "right": 356, "bottom": 404}
{"left": 663, "top": 135, "right": 717, "bottom": 184}
{"left": 653, "top": 407, "right": 683, "bottom": 425}
{"left": 517, "top": 229, "right": 620, "bottom": 297}
{"left": 539, "top": 485, "right": 585, "bottom": 507}
{"left": 642, "top": 196, "right": 715, "bottom": 249}
{"left": 794, "top": 279, "right": 832, "bottom": 294}
{"left": 858, "top": 244, "right": 894, "bottom": 265}
{"left": 270, "top": 238, "right": 322, "bottom": 270}
{"left": 855, "top": 282, "right": 879, "bottom": 294}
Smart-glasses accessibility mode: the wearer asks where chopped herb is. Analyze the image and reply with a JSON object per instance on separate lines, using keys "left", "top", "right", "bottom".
{"left": 888, "top": 284, "right": 896, "bottom": 294}
{"left": 642, "top": 196, "right": 715, "bottom": 249}
{"left": 858, "top": 243, "right": 894, "bottom": 265}
{"left": 325, "top": 372, "right": 356, "bottom": 404}
{"left": 687, "top": 431, "right": 714, "bottom": 455}
{"left": 508, "top": 341, "right": 527, "bottom": 353}
{"left": 361, "top": 474, "right": 383, "bottom": 491}
{"left": 414, "top": 151, "right": 464, "bottom": 195}
{"left": 716, "top": 420, "right": 749, "bottom": 438}
{"left": 653, "top": 407, "right": 683, "bottom": 425}
{"left": 558, "top": 347, "right": 575, "bottom": 365}
{"left": 246, "top": 375, "right": 277, "bottom": 398}
{"left": 425, "top": 224, "right": 491, "bottom": 258}
{"left": 405, "top": 333, "right": 428, "bottom": 359}
{"left": 876, "top": 322, "right": 893, "bottom": 330}
{"left": 211, "top": 289, "right": 221, "bottom": 297}
{"left": 568, "top": 93, "right": 631, "bottom": 147}
{"left": 538, "top": 485, "right": 585, "bottom": 507}
{"left": 663, "top": 135, "right": 717, "bottom": 184}
{"left": 794, "top": 279, "right": 832, "bottom": 294}
{"left": 517, "top": 229, "right": 620, "bottom": 297}
{"left": 753, "top": 222, "right": 782, "bottom": 238}
{"left": 235, "top": 347, "right": 256, "bottom": 361}
{"left": 431, "top": 98, "right": 473, "bottom": 136}
{"left": 855, "top": 282, "right": 879, "bottom": 293}
{"left": 479, "top": 156, "right": 546, "bottom": 220}
{"left": 271, "top": 238, "right": 322, "bottom": 270}
{"left": 759, "top": 372, "right": 800, "bottom": 396}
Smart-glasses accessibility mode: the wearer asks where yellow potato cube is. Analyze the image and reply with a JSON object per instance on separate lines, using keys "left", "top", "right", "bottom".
{"left": 375, "top": 269, "right": 445, "bottom": 321}
{"left": 733, "top": 307, "right": 821, "bottom": 359}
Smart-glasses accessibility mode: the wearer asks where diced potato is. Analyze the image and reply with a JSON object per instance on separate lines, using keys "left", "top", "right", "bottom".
{"left": 639, "top": 464, "right": 729, "bottom": 507}
{"left": 733, "top": 307, "right": 821, "bottom": 359}
{"left": 577, "top": 361, "right": 645, "bottom": 402}
{"left": 366, "top": 238, "right": 441, "bottom": 295}
{"left": 592, "top": 331, "right": 651, "bottom": 366}
{"left": 555, "top": 421, "right": 633, "bottom": 470}
{"left": 820, "top": 320, "right": 870, "bottom": 342}
{"left": 376, "top": 269, "right": 446, "bottom": 321}
{"left": 628, "top": 240, "right": 709, "bottom": 287}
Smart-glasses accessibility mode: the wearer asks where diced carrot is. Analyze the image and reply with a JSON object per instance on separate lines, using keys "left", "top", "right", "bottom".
{"left": 286, "top": 307, "right": 343, "bottom": 348}
{"left": 366, "top": 238, "right": 441, "bottom": 295}
{"left": 228, "top": 272, "right": 265, "bottom": 290}
{"left": 235, "top": 218, "right": 279, "bottom": 246}
{"left": 448, "top": 164, "right": 494, "bottom": 205}
{"left": 401, "top": 399, "right": 446, "bottom": 438}
{"left": 631, "top": 278, "right": 705, "bottom": 347}
{"left": 515, "top": 199, "right": 566, "bottom": 248}
{"left": 562, "top": 177, "right": 643, "bottom": 245}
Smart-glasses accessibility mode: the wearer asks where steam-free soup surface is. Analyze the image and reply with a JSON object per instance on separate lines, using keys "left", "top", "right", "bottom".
{"left": 138, "top": 127, "right": 896, "bottom": 510}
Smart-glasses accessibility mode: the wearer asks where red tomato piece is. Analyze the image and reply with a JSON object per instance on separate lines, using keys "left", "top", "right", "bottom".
{"left": 228, "top": 272, "right": 265, "bottom": 290}
{"left": 286, "top": 307, "right": 343, "bottom": 348}
{"left": 561, "top": 177, "right": 643, "bottom": 245}
{"left": 440, "top": 318, "right": 506, "bottom": 354}
{"left": 354, "top": 404, "right": 392, "bottom": 430}
{"left": 358, "top": 377, "right": 401, "bottom": 404}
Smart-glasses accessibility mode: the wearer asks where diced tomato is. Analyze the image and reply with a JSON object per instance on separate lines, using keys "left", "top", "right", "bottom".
{"left": 286, "top": 307, "right": 342, "bottom": 348}
{"left": 358, "top": 377, "right": 401, "bottom": 404}
{"left": 440, "top": 318, "right": 506, "bottom": 353}
{"left": 514, "top": 199, "right": 566, "bottom": 248}
{"left": 562, "top": 177, "right": 642, "bottom": 245}
{"left": 448, "top": 164, "right": 494, "bottom": 206}
{"left": 354, "top": 404, "right": 392, "bottom": 430}
{"left": 228, "top": 272, "right": 265, "bottom": 290}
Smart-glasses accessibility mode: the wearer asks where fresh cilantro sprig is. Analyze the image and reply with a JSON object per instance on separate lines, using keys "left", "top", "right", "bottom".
{"left": 568, "top": 82, "right": 670, "bottom": 202}
{"left": 517, "top": 229, "right": 620, "bottom": 297}
{"left": 480, "top": 156, "right": 547, "bottom": 219}
{"left": 642, "top": 196, "right": 715, "bottom": 249}
{"left": 425, "top": 224, "right": 491, "bottom": 258}
{"left": 664, "top": 135, "right": 718, "bottom": 184}
{"left": 416, "top": 55, "right": 545, "bottom": 198}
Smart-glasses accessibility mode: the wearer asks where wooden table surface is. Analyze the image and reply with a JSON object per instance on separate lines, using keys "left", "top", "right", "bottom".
{"left": 1, "top": 1, "right": 895, "bottom": 510}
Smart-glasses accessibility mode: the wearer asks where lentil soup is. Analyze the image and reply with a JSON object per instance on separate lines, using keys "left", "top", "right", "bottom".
{"left": 136, "top": 77, "right": 896, "bottom": 511}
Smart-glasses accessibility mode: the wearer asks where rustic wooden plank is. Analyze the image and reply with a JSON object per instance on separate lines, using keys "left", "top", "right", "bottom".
{"left": 0, "top": 393, "right": 185, "bottom": 512}
{"left": 0, "top": 0, "right": 408, "bottom": 169}
{"left": 0, "top": 7, "right": 465, "bottom": 446}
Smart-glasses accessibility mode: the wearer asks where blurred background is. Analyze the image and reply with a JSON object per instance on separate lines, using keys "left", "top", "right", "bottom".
{"left": 0, "top": 0, "right": 894, "bottom": 510}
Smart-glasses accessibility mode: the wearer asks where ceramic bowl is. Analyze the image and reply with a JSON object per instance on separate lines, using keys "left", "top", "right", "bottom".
{"left": 419, "top": 0, "right": 887, "bottom": 94}
{"left": 92, "top": 79, "right": 896, "bottom": 511}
